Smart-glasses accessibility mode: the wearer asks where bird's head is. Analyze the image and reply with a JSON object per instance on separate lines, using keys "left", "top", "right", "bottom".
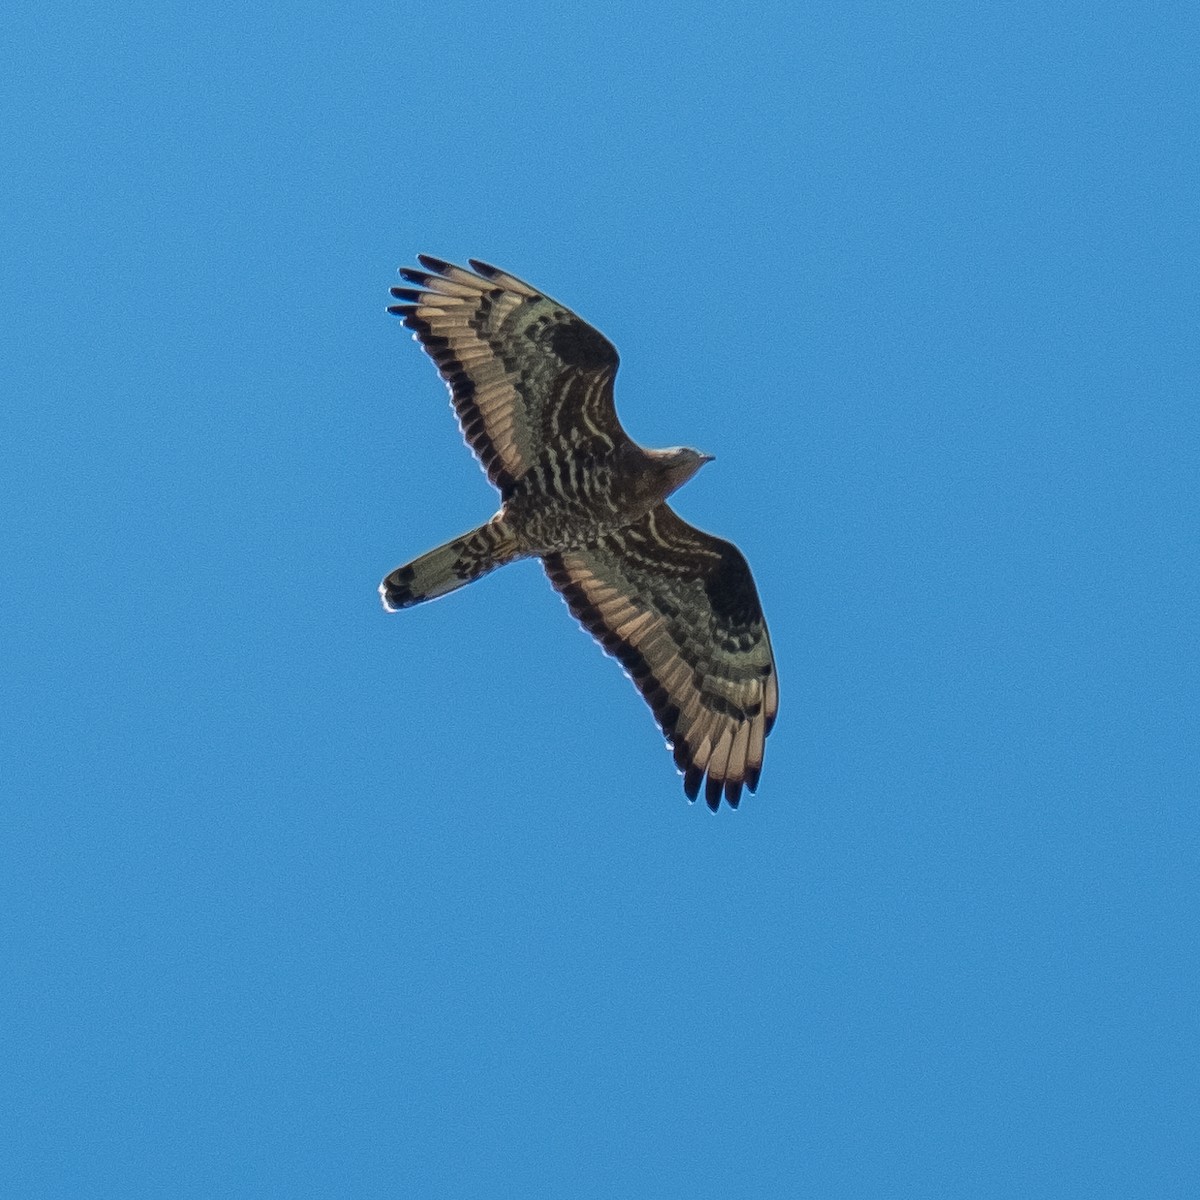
{"left": 650, "top": 446, "right": 716, "bottom": 495}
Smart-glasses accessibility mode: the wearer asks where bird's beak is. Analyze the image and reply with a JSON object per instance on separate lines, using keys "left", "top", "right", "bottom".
{"left": 700, "top": 453, "right": 716, "bottom": 464}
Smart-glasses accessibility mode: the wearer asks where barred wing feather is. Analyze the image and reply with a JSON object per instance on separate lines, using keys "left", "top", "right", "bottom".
{"left": 544, "top": 504, "right": 778, "bottom": 809}
{"left": 388, "top": 256, "right": 630, "bottom": 496}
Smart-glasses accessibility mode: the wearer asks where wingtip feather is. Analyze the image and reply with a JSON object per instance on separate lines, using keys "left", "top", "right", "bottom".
{"left": 705, "top": 775, "right": 723, "bottom": 811}
{"left": 416, "top": 253, "right": 452, "bottom": 273}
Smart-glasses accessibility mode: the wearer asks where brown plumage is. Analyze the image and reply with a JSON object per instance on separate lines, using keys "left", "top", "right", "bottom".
{"left": 382, "top": 256, "right": 777, "bottom": 810}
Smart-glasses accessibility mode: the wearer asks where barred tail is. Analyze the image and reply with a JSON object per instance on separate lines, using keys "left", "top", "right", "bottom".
{"left": 379, "top": 517, "right": 522, "bottom": 611}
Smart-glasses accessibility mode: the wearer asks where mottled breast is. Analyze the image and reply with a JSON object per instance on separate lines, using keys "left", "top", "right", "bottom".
{"left": 504, "top": 444, "right": 663, "bottom": 553}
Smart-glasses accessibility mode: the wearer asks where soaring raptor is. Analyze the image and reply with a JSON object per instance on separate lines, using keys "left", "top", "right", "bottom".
{"left": 382, "top": 256, "right": 778, "bottom": 809}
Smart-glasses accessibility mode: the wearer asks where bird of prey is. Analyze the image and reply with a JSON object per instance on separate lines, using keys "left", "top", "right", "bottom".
{"left": 381, "top": 256, "right": 777, "bottom": 809}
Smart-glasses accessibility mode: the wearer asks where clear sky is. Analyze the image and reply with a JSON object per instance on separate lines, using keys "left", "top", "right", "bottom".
{"left": 4, "top": 2, "right": 1197, "bottom": 1196}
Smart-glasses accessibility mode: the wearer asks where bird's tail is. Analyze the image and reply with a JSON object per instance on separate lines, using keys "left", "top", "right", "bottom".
{"left": 379, "top": 516, "right": 523, "bottom": 611}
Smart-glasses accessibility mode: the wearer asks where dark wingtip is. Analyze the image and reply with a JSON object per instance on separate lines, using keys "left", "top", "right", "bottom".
{"left": 745, "top": 764, "right": 761, "bottom": 792}
{"left": 390, "top": 286, "right": 423, "bottom": 301}
{"left": 416, "top": 253, "right": 452, "bottom": 273}
{"left": 683, "top": 765, "right": 703, "bottom": 801}
{"left": 398, "top": 267, "right": 432, "bottom": 285}
{"left": 386, "top": 305, "right": 416, "bottom": 317}
{"left": 672, "top": 739, "right": 692, "bottom": 772}
{"left": 725, "top": 778, "right": 743, "bottom": 808}
{"left": 468, "top": 258, "right": 501, "bottom": 278}
{"left": 705, "top": 775, "right": 723, "bottom": 811}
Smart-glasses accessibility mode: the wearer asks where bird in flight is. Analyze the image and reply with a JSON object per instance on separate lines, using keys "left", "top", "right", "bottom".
{"left": 382, "top": 256, "right": 777, "bottom": 809}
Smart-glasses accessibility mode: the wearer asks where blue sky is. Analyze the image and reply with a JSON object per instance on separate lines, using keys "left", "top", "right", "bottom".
{"left": 4, "top": 2, "right": 1197, "bottom": 1195}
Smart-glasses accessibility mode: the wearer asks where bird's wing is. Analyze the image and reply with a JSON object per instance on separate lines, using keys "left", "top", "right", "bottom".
{"left": 388, "top": 256, "right": 629, "bottom": 496}
{"left": 544, "top": 504, "right": 778, "bottom": 810}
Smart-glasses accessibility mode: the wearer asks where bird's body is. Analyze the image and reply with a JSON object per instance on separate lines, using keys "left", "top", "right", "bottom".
{"left": 501, "top": 443, "right": 710, "bottom": 553}
{"left": 382, "top": 256, "right": 777, "bottom": 809}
